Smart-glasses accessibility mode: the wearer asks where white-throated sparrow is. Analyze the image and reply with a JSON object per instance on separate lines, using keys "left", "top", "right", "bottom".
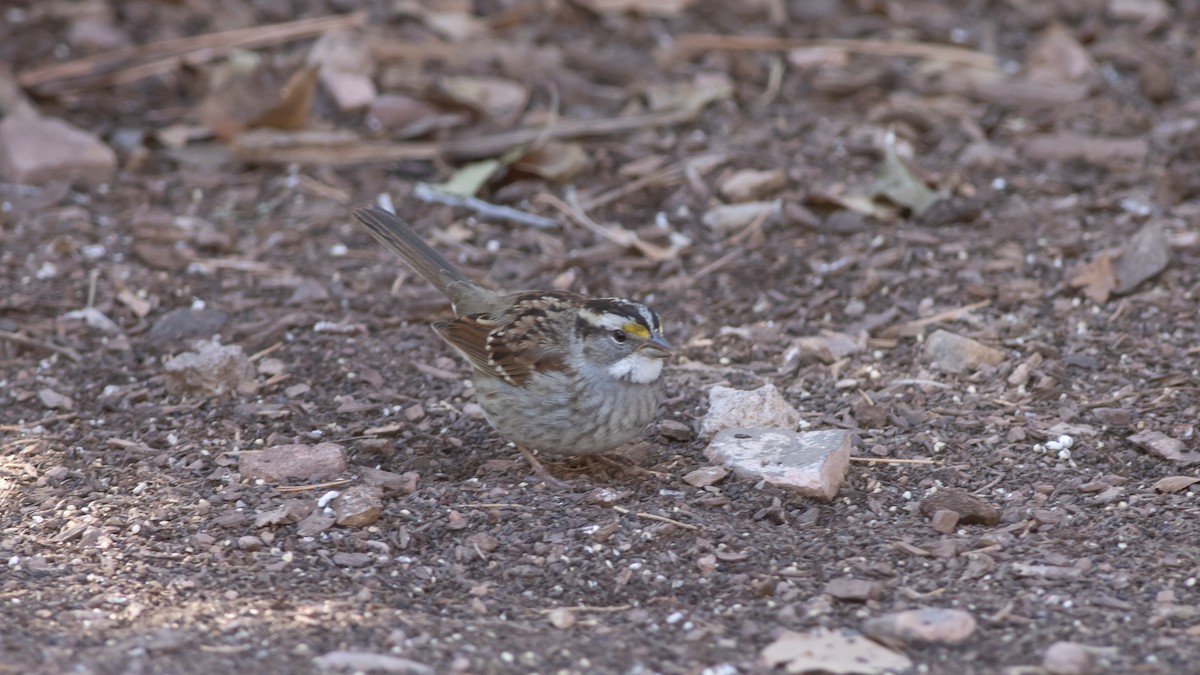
{"left": 354, "top": 206, "right": 671, "bottom": 479}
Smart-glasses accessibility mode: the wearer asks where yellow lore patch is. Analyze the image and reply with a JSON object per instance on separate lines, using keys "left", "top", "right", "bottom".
{"left": 622, "top": 322, "right": 650, "bottom": 339}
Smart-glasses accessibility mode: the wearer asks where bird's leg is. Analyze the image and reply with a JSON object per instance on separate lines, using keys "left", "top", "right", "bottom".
{"left": 517, "top": 446, "right": 573, "bottom": 488}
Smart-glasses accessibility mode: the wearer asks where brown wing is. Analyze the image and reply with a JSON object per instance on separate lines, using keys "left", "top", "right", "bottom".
{"left": 433, "top": 293, "right": 574, "bottom": 386}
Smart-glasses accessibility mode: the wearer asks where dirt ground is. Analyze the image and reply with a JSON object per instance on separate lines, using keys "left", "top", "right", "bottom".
{"left": 3, "top": 1, "right": 1200, "bottom": 673}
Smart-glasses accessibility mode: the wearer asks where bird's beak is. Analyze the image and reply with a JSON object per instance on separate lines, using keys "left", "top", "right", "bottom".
{"left": 638, "top": 334, "right": 672, "bottom": 358}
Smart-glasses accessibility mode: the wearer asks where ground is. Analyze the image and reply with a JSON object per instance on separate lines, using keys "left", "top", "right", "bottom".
{"left": 2, "top": 1, "right": 1200, "bottom": 673}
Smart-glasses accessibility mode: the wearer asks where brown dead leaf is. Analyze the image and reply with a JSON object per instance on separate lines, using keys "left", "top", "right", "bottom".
{"left": 430, "top": 76, "right": 528, "bottom": 124}
{"left": 1067, "top": 252, "right": 1116, "bottom": 303}
{"left": 198, "top": 60, "right": 318, "bottom": 141}
{"left": 513, "top": 141, "right": 590, "bottom": 183}
{"left": 1114, "top": 220, "right": 1171, "bottom": 295}
{"left": 870, "top": 134, "right": 941, "bottom": 217}
{"left": 308, "top": 28, "right": 376, "bottom": 111}
{"left": 1153, "top": 476, "right": 1200, "bottom": 493}
{"left": 1129, "top": 430, "right": 1200, "bottom": 465}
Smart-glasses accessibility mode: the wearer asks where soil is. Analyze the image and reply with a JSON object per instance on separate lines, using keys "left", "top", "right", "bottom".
{"left": 3, "top": 1, "right": 1200, "bottom": 674}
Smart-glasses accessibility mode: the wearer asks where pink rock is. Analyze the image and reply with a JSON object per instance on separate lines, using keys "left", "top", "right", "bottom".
{"left": 0, "top": 111, "right": 116, "bottom": 185}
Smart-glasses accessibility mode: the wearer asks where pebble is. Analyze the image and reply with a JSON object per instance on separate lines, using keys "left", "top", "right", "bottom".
{"left": 332, "top": 552, "right": 372, "bottom": 568}
{"left": 862, "top": 607, "right": 977, "bottom": 645}
{"left": 0, "top": 110, "right": 116, "bottom": 185}
{"left": 1042, "top": 641, "right": 1098, "bottom": 675}
{"left": 824, "top": 577, "right": 883, "bottom": 601}
{"left": 682, "top": 465, "right": 728, "bottom": 488}
{"left": 237, "top": 535, "right": 265, "bottom": 551}
{"left": 296, "top": 509, "right": 336, "bottom": 537}
{"left": 1090, "top": 407, "right": 1131, "bottom": 426}
{"left": 239, "top": 442, "right": 348, "bottom": 483}
{"left": 659, "top": 419, "right": 694, "bottom": 442}
{"left": 705, "top": 427, "right": 851, "bottom": 500}
{"left": 930, "top": 509, "right": 959, "bottom": 534}
{"left": 700, "top": 384, "right": 802, "bottom": 438}
{"left": 163, "top": 341, "right": 254, "bottom": 396}
{"left": 357, "top": 467, "right": 419, "bottom": 493}
{"left": 254, "top": 500, "right": 316, "bottom": 527}
{"left": 38, "top": 388, "right": 74, "bottom": 410}
{"left": 333, "top": 485, "right": 384, "bottom": 527}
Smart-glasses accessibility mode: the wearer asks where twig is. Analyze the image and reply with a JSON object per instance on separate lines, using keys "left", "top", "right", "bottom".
{"left": 0, "top": 412, "right": 78, "bottom": 432}
{"left": 0, "top": 329, "right": 82, "bottom": 362}
{"left": 414, "top": 183, "right": 559, "bottom": 229}
{"left": 612, "top": 505, "right": 699, "bottom": 530}
{"left": 275, "top": 479, "right": 353, "bottom": 492}
{"left": 888, "top": 378, "right": 950, "bottom": 389}
{"left": 534, "top": 605, "right": 631, "bottom": 614}
{"left": 249, "top": 341, "right": 284, "bottom": 362}
{"left": 675, "top": 34, "right": 999, "bottom": 70}
{"left": 457, "top": 503, "right": 537, "bottom": 511}
{"left": 20, "top": 13, "right": 367, "bottom": 95}
{"left": 900, "top": 299, "right": 991, "bottom": 330}
{"left": 232, "top": 105, "right": 705, "bottom": 165}
{"left": 849, "top": 457, "right": 939, "bottom": 465}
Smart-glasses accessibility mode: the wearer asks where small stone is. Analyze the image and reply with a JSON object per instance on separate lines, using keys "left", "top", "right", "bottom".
{"left": 1153, "top": 476, "right": 1200, "bottom": 493}
{"left": 313, "top": 651, "right": 434, "bottom": 675}
{"left": 1043, "top": 641, "right": 1097, "bottom": 675}
{"left": 38, "top": 388, "right": 74, "bottom": 410}
{"left": 404, "top": 404, "right": 426, "bottom": 422}
{"left": 718, "top": 168, "right": 787, "bottom": 202}
{"left": 239, "top": 443, "right": 347, "bottom": 483}
{"left": 705, "top": 427, "right": 851, "bottom": 500}
{"left": 862, "top": 608, "right": 977, "bottom": 645}
{"left": 919, "top": 488, "right": 1000, "bottom": 525}
{"left": 924, "top": 329, "right": 1005, "bottom": 373}
{"left": 332, "top": 552, "right": 372, "bottom": 568}
{"left": 682, "top": 466, "right": 729, "bottom": 488}
{"left": 0, "top": 110, "right": 116, "bottom": 186}
{"left": 700, "top": 384, "right": 802, "bottom": 438}
{"left": 446, "top": 509, "right": 468, "bottom": 530}
{"left": 163, "top": 341, "right": 253, "bottom": 396}
{"left": 333, "top": 485, "right": 384, "bottom": 527}
{"left": 659, "top": 419, "right": 694, "bottom": 442}
{"left": 237, "top": 535, "right": 265, "bottom": 551}
{"left": 547, "top": 607, "right": 576, "bottom": 629}
{"left": 696, "top": 554, "right": 717, "bottom": 574}
{"left": 930, "top": 509, "right": 959, "bottom": 534}
{"left": 824, "top": 577, "right": 883, "bottom": 601}
{"left": 148, "top": 308, "right": 228, "bottom": 342}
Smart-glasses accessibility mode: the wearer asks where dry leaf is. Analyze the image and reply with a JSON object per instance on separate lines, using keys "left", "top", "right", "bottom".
{"left": 1067, "top": 252, "right": 1116, "bottom": 304}
{"left": 308, "top": 28, "right": 375, "bottom": 111}
{"left": 198, "top": 60, "right": 318, "bottom": 141}
{"left": 1129, "top": 430, "right": 1200, "bottom": 465}
{"left": 1114, "top": 220, "right": 1171, "bottom": 295}
{"left": 870, "top": 134, "right": 941, "bottom": 217}
{"left": 1153, "top": 476, "right": 1199, "bottom": 493}
{"left": 514, "top": 141, "right": 590, "bottom": 183}
{"left": 430, "top": 159, "right": 503, "bottom": 197}
{"left": 430, "top": 76, "right": 528, "bottom": 124}
{"left": 761, "top": 628, "right": 912, "bottom": 674}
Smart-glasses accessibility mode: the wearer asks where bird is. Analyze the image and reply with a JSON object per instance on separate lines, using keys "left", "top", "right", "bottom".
{"left": 354, "top": 205, "right": 671, "bottom": 483}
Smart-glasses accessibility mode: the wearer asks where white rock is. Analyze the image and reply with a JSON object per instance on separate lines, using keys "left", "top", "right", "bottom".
{"left": 704, "top": 427, "right": 851, "bottom": 500}
{"left": 700, "top": 384, "right": 801, "bottom": 438}
{"left": 863, "top": 607, "right": 978, "bottom": 645}
{"left": 163, "top": 340, "right": 254, "bottom": 396}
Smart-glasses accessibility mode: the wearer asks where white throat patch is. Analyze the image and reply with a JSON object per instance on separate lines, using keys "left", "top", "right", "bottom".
{"left": 607, "top": 352, "right": 664, "bottom": 384}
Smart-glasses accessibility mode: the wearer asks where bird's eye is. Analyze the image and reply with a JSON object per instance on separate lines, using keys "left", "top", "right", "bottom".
{"left": 611, "top": 329, "right": 627, "bottom": 343}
